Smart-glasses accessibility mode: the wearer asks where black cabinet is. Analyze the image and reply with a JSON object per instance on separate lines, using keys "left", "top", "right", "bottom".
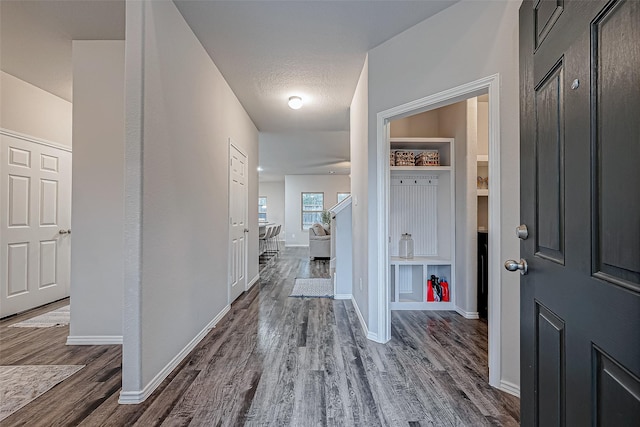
{"left": 477, "top": 231, "right": 488, "bottom": 318}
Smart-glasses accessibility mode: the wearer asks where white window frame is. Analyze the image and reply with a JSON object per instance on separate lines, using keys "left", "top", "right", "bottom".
{"left": 337, "top": 192, "right": 350, "bottom": 203}
{"left": 301, "top": 192, "right": 324, "bottom": 230}
{"left": 258, "top": 196, "right": 267, "bottom": 221}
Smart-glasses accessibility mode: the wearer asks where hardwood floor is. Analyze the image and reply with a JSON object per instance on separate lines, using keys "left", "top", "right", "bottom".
{"left": 0, "top": 248, "right": 519, "bottom": 426}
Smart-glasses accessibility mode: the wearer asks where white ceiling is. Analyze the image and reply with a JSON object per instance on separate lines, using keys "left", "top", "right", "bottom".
{"left": 259, "top": 131, "right": 350, "bottom": 182}
{"left": 0, "top": 1, "right": 125, "bottom": 102}
{"left": 1, "top": 0, "right": 459, "bottom": 181}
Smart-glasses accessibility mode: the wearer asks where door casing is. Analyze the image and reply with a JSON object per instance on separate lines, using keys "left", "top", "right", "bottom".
{"left": 375, "top": 75, "right": 505, "bottom": 390}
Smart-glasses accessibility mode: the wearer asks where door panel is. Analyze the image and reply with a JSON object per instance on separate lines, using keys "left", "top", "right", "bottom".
{"left": 39, "top": 240, "right": 57, "bottom": 288}
{"left": 9, "top": 175, "right": 30, "bottom": 226}
{"left": 520, "top": 1, "right": 640, "bottom": 425}
{"left": 536, "top": 303, "right": 565, "bottom": 427}
{"left": 40, "top": 154, "right": 58, "bottom": 172}
{"left": 1, "top": 133, "right": 71, "bottom": 317}
{"left": 40, "top": 179, "right": 58, "bottom": 226}
{"left": 7, "top": 243, "right": 29, "bottom": 295}
{"left": 594, "top": 347, "right": 640, "bottom": 426}
{"left": 535, "top": 0, "right": 564, "bottom": 48}
{"left": 9, "top": 147, "right": 31, "bottom": 167}
{"left": 592, "top": 0, "right": 640, "bottom": 289}
{"left": 535, "top": 60, "right": 565, "bottom": 263}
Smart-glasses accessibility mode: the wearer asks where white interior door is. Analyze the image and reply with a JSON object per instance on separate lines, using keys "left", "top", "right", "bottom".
{"left": 228, "top": 141, "right": 247, "bottom": 303}
{"left": 1, "top": 132, "right": 72, "bottom": 318}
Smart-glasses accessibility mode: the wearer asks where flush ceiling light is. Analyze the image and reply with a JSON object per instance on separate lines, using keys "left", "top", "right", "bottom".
{"left": 288, "top": 96, "right": 303, "bottom": 110}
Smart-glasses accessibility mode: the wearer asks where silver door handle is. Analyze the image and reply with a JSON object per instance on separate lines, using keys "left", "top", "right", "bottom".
{"left": 244, "top": 228, "right": 249, "bottom": 233}
{"left": 504, "top": 259, "right": 528, "bottom": 275}
{"left": 59, "top": 229, "right": 71, "bottom": 235}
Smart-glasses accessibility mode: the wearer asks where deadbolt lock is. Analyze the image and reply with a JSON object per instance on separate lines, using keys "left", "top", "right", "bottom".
{"left": 516, "top": 224, "right": 529, "bottom": 240}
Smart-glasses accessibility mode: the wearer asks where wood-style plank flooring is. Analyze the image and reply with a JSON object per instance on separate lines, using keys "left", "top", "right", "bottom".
{"left": 0, "top": 248, "right": 519, "bottom": 426}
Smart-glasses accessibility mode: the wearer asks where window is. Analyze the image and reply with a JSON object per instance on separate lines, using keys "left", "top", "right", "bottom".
{"left": 337, "top": 192, "right": 350, "bottom": 203}
{"left": 258, "top": 197, "right": 267, "bottom": 221}
{"left": 301, "top": 192, "right": 324, "bottom": 230}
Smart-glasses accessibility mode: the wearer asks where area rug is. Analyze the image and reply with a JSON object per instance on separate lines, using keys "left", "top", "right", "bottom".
{"left": 290, "top": 278, "right": 333, "bottom": 298}
{"left": 9, "top": 305, "right": 70, "bottom": 328}
{"left": 0, "top": 365, "right": 84, "bottom": 421}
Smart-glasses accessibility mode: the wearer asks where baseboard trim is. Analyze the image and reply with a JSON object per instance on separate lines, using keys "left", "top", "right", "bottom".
{"left": 455, "top": 306, "right": 480, "bottom": 320}
{"left": 367, "top": 330, "right": 380, "bottom": 342}
{"left": 499, "top": 380, "right": 520, "bottom": 397}
{"left": 118, "top": 304, "right": 231, "bottom": 404}
{"left": 284, "top": 244, "right": 308, "bottom": 248}
{"left": 334, "top": 293, "right": 352, "bottom": 300}
{"left": 247, "top": 274, "right": 260, "bottom": 289}
{"left": 66, "top": 335, "right": 123, "bottom": 345}
{"left": 350, "top": 297, "right": 370, "bottom": 338}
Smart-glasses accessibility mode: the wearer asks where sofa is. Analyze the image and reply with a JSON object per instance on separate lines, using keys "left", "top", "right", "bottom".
{"left": 308, "top": 223, "right": 331, "bottom": 260}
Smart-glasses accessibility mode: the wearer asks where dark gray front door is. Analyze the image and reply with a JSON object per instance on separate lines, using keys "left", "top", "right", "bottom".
{"left": 519, "top": 0, "right": 640, "bottom": 425}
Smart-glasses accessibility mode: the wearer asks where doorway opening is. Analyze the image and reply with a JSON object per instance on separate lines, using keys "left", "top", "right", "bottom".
{"left": 376, "top": 75, "right": 502, "bottom": 388}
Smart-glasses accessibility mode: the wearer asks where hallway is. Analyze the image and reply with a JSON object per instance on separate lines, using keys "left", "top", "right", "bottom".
{"left": 0, "top": 248, "right": 519, "bottom": 426}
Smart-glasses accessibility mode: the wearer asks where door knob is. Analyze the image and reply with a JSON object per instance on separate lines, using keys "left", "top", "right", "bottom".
{"left": 244, "top": 228, "right": 249, "bottom": 233}
{"left": 504, "top": 259, "right": 528, "bottom": 275}
{"left": 58, "top": 229, "right": 71, "bottom": 235}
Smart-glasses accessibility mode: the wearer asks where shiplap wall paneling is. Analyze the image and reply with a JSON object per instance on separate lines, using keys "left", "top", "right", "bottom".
{"left": 389, "top": 175, "right": 439, "bottom": 257}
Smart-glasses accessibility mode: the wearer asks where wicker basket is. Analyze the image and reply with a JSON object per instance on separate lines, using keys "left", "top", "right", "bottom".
{"left": 390, "top": 151, "right": 396, "bottom": 166}
{"left": 415, "top": 150, "right": 440, "bottom": 166}
{"left": 394, "top": 151, "right": 415, "bottom": 166}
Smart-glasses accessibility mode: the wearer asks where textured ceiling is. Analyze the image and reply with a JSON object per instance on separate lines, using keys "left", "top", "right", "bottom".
{"left": 175, "top": 0, "right": 458, "bottom": 132}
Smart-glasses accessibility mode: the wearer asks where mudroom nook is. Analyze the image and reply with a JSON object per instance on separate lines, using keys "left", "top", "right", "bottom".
{"left": 387, "top": 95, "right": 491, "bottom": 319}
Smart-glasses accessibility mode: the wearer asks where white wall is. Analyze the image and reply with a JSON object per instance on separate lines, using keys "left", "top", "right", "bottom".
{"left": 390, "top": 109, "right": 440, "bottom": 137}
{"left": 333, "top": 201, "right": 353, "bottom": 298}
{"left": 284, "top": 175, "right": 350, "bottom": 246}
{"left": 122, "top": 0, "right": 259, "bottom": 400}
{"left": 438, "top": 99, "right": 478, "bottom": 316}
{"left": 477, "top": 100, "right": 489, "bottom": 155}
{"left": 259, "top": 181, "right": 285, "bottom": 234}
{"left": 68, "top": 41, "right": 125, "bottom": 343}
{"left": 349, "top": 57, "right": 369, "bottom": 326}
{"left": 366, "top": 0, "right": 521, "bottom": 389}
{"left": 0, "top": 71, "right": 72, "bottom": 146}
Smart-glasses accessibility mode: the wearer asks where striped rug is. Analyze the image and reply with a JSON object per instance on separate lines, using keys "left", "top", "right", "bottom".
{"left": 9, "top": 305, "right": 70, "bottom": 328}
{"left": 290, "top": 278, "right": 333, "bottom": 298}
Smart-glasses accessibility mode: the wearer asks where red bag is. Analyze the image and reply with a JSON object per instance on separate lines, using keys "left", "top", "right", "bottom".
{"left": 426, "top": 280, "right": 435, "bottom": 302}
{"left": 441, "top": 280, "right": 450, "bottom": 302}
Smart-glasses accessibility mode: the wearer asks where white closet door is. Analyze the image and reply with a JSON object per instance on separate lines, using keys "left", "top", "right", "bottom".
{"left": 1, "top": 133, "right": 72, "bottom": 317}
{"left": 228, "top": 142, "right": 247, "bottom": 303}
